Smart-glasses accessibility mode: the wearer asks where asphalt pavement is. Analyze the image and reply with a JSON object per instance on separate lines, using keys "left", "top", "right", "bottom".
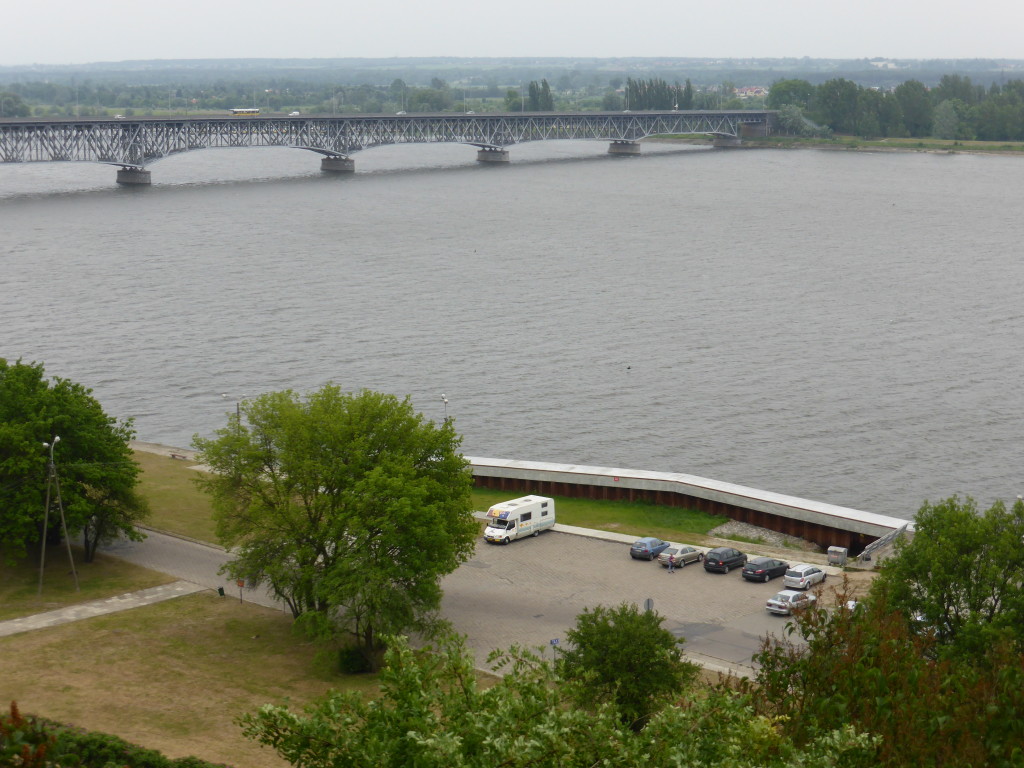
{"left": 2, "top": 520, "right": 842, "bottom": 677}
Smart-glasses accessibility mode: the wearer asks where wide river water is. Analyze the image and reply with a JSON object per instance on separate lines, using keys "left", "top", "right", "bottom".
{"left": 2, "top": 140, "right": 1022, "bottom": 519}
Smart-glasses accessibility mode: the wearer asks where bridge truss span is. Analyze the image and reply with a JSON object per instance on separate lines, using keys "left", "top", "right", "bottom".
{"left": 0, "top": 110, "right": 776, "bottom": 183}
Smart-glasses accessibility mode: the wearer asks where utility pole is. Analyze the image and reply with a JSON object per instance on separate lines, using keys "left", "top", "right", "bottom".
{"left": 38, "top": 436, "right": 79, "bottom": 594}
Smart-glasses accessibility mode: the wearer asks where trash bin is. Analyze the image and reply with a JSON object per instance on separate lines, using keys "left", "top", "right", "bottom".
{"left": 828, "top": 546, "right": 848, "bottom": 566}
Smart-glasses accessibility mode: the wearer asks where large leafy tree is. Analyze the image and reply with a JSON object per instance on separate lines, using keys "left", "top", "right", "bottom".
{"left": 192, "top": 385, "right": 477, "bottom": 667}
{"left": 558, "top": 602, "right": 699, "bottom": 729}
{"left": 767, "top": 78, "right": 815, "bottom": 110}
{"left": 893, "top": 79, "right": 933, "bottom": 137}
{"left": 870, "top": 495, "right": 1024, "bottom": 658}
{"left": 754, "top": 582, "right": 1024, "bottom": 767}
{"left": 0, "top": 359, "right": 147, "bottom": 565}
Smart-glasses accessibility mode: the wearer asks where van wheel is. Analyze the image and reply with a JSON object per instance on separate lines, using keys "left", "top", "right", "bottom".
{"left": 502, "top": 537, "right": 510, "bottom": 545}
{"left": 533, "top": 530, "right": 539, "bottom": 537}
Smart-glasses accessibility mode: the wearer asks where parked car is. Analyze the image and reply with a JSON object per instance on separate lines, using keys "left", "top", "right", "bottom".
{"left": 657, "top": 545, "right": 704, "bottom": 568}
{"left": 702, "top": 547, "right": 747, "bottom": 573}
{"left": 630, "top": 537, "right": 670, "bottom": 560}
{"left": 766, "top": 590, "right": 817, "bottom": 615}
{"left": 783, "top": 564, "right": 827, "bottom": 590}
{"left": 741, "top": 557, "right": 789, "bottom": 582}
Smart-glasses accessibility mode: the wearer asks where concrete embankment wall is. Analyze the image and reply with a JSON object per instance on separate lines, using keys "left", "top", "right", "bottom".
{"left": 468, "top": 456, "right": 911, "bottom": 554}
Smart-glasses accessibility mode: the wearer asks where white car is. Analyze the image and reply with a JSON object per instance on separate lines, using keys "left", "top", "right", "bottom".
{"left": 289, "top": 111, "right": 301, "bottom": 116}
{"left": 766, "top": 590, "right": 817, "bottom": 615}
{"left": 783, "top": 563, "right": 827, "bottom": 590}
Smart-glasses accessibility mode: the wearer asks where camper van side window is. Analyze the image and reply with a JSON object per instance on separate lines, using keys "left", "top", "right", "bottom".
{"left": 520, "top": 512, "right": 532, "bottom": 522}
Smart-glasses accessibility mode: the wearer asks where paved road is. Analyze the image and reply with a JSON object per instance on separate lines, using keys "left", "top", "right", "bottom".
{"left": 64, "top": 524, "right": 834, "bottom": 677}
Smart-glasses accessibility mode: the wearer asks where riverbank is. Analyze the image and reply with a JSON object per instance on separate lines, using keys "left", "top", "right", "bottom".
{"left": 648, "top": 134, "right": 1024, "bottom": 155}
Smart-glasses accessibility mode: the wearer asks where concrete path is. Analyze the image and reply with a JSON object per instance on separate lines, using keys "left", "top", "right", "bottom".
{"left": 0, "top": 581, "right": 206, "bottom": 638}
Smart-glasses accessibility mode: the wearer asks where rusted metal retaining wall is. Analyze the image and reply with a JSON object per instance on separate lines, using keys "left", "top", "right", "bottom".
{"left": 468, "top": 457, "right": 911, "bottom": 554}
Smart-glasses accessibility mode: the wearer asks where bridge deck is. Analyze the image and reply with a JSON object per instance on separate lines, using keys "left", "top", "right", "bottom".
{"left": 0, "top": 110, "right": 775, "bottom": 168}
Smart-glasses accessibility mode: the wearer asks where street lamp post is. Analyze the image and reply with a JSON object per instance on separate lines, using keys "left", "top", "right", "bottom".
{"left": 38, "top": 436, "right": 79, "bottom": 594}
{"left": 441, "top": 393, "right": 449, "bottom": 420}
{"left": 221, "top": 393, "right": 246, "bottom": 427}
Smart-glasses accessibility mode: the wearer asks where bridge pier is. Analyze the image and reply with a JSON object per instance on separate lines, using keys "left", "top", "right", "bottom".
{"left": 321, "top": 156, "right": 355, "bottom": 173}
{"left": 608, "top": 141, "right": 641, "bottom": 156}
{"left": 476, "top": 148, "right": 509, "bottom": 163}
{"left": 115, "top": 167, "right": 151, "bottom": 186}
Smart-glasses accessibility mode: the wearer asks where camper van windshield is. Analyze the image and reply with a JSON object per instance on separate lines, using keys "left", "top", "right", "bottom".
{"left": 488, "top": 519, "right": 511, "bottom": 530}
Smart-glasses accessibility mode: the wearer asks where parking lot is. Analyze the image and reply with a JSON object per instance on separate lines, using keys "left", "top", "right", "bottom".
{"left": 440, "top": 528, "right": 854, "bottom": 676}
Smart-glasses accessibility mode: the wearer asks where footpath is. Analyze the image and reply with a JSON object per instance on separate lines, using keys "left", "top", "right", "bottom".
{"left": 0, "top": 581, "right": 206, "bottom": 638}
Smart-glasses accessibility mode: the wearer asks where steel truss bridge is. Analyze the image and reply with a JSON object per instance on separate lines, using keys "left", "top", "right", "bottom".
{"left": 0, "top": 110, "right": 776, "bottom": 184}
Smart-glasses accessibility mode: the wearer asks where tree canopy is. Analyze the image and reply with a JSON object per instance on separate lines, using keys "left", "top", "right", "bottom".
{"left": 241, "top": 630, "right": 873, "bottom": 768}
{"left": 870, "top": 494, "right": 1024, "bottom": 658}
{"left": 192, "top": 385, "right": 477, "bottom": 667}
{"left": 558, "top": 602, "right": 699, "bottom": 728}
{"left": 755, "top": 577, "right": 1024, "bottom": 767}
{"left": 0, "top": 359, "right": 146, "bottom": 565}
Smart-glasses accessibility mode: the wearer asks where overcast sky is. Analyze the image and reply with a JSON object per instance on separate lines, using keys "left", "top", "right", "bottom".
{"left": 5, "top": 0, "right": 1022, "bottom": 66}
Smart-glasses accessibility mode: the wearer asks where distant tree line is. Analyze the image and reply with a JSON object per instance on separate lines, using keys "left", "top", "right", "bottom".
{"left": 768, "top": 74, "right": 1024, "bottom": 140}
{"left": 4, "top": 71, "right": 1024, "bottom": 141}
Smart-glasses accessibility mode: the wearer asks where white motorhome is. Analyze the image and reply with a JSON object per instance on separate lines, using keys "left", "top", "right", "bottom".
{"left": 483, "top": 495, "right": 556, "bottom": 544}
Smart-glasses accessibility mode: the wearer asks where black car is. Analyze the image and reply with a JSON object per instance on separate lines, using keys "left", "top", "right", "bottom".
{"left": 703, "top": 547, "right": 747, "bottom": 573}
{"left": 741, "top": 557, "right": 790, "bottom": 582}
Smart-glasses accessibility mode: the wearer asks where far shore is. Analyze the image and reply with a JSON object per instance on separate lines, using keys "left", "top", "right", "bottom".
{"left": 647, "top": 134, "right": 1024, "bottom": 157}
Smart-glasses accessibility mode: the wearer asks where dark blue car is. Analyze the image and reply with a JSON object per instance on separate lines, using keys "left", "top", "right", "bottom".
{"left": 630, "top": 537, "right": 670, "bottom": 560}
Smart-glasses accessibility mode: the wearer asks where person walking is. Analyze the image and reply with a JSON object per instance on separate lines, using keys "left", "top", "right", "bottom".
{"left": 667, "top": 554, "right": 675, "bottom": 573}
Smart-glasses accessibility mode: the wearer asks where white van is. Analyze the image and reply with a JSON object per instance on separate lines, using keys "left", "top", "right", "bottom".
{"left": 483, "top": 495, "right": 555, "bottom": 544}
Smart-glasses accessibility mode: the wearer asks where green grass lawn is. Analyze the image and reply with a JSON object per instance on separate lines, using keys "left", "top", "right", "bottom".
{"left": 135, "top": 450, "right": 218, "bottom": 541}
{"left": 471, "top": 487, "right": 726, "bottom": 543}
{"left": 0, "top": 546, "right": 176, "bottom": 621}
{"left": 0, "top": 592, "right": 375, "bottom": 768}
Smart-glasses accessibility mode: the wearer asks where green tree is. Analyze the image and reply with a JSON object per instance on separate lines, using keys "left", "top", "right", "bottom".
{"left": 0, "top": 91, "right": 30, "bottom": 117}
{"left": 767, "top": 78, "right": 815, "bottom": 110}
{"left": 932, "top": 99, "right": 969, "bottom": 139}
{"left": 870, "top": 495, "right": 1024, "bottom": 658}
{"left": 192, "top": 385, "right": 477, "bottom": 668}
{"left": 679, "top": 78, "right": 694, "bottom": 109}
{"left": 755, "top": 580, "right": 1024, "bottom": 767}
{"left": 504, "top": 87, "right": 522, "bottom": 112}
{"left": 241, "top": 631, "right": 874, "bottom": 768}
{"left": 0, "top": 359, "right": 147, "bottom": 565}
{"left": 894, "top": 79, "right": 933, "bottom": 137}
{"left": 813, "top": 78, "right": 861, "bottom": 134}
{"left": 558, "top": 602, "right": 698, "bottom": 728}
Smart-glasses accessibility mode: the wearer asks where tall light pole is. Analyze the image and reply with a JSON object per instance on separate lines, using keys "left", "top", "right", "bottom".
{"left": 38, "top": 436, "right": 79, "bottom": 594}
{"left": 221, "top": 392, "right": 246, "bottom": 427}
{"left": 441, "top": 393, "right": 449, "bottom": 421}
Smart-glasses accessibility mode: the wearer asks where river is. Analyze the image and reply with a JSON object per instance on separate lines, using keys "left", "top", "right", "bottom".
{"left": 2, "top": 140, "right": 1022, "bottom": 519}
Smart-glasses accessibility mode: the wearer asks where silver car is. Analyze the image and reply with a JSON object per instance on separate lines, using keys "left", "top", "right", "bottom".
{"left": 658, "top": 545, "right": 704, "bottom": 568}
{"left": 783, "top": 564, "right": 827, "bottom": 590}
{"left": 766, "top": 590, "right": 817, "bottom": 615}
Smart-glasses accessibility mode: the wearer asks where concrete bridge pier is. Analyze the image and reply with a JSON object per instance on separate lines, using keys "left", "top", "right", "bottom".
{"left": 476, "top": 148, "right": 509, "bottom": 163}
{"left": 115, "top": 167, "right": 151, "bottom": 185}
{"left": 608, "top": 140, "right": 641, "bottom": 156}
{"left": 321, "top": 156, "right": 355, "bottom": 173}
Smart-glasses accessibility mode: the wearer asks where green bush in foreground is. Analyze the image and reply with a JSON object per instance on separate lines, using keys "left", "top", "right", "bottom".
{"left": 0, "top": 703, "right": 234, "bottom": 768}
